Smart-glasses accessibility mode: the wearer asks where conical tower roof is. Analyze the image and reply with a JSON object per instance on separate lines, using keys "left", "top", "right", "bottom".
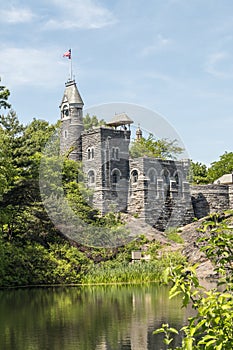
{"left": 60, "top": 79, "right": 84, "bottom": 106}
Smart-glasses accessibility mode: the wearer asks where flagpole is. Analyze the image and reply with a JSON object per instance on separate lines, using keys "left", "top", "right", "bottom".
{"left": 63, "top": 49, "right": 73, "bottom": 81}
{"left": 70, "top": 48, "right": 73, "bottom": 80}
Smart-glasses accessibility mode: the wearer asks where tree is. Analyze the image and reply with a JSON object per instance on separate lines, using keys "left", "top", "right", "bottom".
{"left": 0, "top": 129, "right": 17, "bottom": 197}
{"left": 83, "top": 113, "right": 105, "bottom": 130}
{"left": 190, "top": 160, "right": 209, "bottom": 184}
{"left": 0, "top": 78, "right": 11, "bottom": 110}
{"left": 130, "top": 133, "right": 184, "bottom": 159}
{"left": 207, "top": 152, "right": 233, "bottom": 182}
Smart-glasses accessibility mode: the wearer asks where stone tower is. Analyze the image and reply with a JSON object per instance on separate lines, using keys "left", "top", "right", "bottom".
{"left": 60, "top": 79, "right": 84, "bottom": 160}
{"left": 82, "top": 113, "right": 133, "bottom": 214}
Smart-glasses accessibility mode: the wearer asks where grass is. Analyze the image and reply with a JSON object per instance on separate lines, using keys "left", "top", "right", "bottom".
{"left": 165, "top": 227, "right": 184, "bottom": 244}
{"left": 82, "top": 252, "right": 186, "bottom": 284}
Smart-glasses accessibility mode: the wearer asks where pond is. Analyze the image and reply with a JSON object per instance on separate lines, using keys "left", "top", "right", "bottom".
{"left": 0, "top": 284, "right": 193, "bottom": 350}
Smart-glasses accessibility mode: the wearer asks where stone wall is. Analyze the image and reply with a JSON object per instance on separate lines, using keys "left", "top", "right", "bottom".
{"left": 228, "top": 185, "right": 233, "bottom": 209}
{"left": 127, "top": 157, "right": 194, "bottom": 230}
{"left": 191, "top": 184, "right": 230, "bottom": 219}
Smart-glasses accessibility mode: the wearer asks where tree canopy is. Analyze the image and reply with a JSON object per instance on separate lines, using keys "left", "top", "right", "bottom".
{"left": 0, "top": 78, "right": 11, "bottom": 110}
{"left": 130, "top": 133, "right": 184, "bottom": 159}
{"left": 83, "top": 113, "right": 105, "bottom": 130}
{"left": 190, "top": 161, "right": 209, "bottom": 184}
{"left": 207, "top": 152, "right": 233, "bottom": 182}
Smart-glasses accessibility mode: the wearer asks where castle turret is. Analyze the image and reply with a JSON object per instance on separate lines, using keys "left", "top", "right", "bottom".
{"left": 136, "top": 124, "right": 142, "bottom": 141}
{"left": 60, "top": 79, "right": 84, "bottom": 160}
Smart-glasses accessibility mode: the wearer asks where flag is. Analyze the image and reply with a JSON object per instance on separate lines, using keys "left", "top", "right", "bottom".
{"left": 63, "top": 49, "right": 71, "bottom": 59}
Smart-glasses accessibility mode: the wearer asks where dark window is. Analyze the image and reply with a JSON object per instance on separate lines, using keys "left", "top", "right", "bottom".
{"left": 175, "top": 173, "right": 179, "bottom": 185}
{"left": 112, "top": 170, "right": 120, "bottom": 184}
{"left": 63, "top": 105, "right": 69, "bottom": 118}
{"left": 87, "top": 148, "right": 91, "bottom": 160}
{"left": 87, "top": 147, "right": 94, "bottom": 160}
{"left": 88, "top": 170, "right": 95, "bottom": 184}
{"left": 112, "top": 148, "right": 115, "bottom": 159}
{"left": 115, "top": 148, "right": 119, "bottom": 160}
{"left": 131, "top": 170, "right": 138, "bottom": 183}
{"left": 163, "top": 169, "right": 170, "bottom": 185}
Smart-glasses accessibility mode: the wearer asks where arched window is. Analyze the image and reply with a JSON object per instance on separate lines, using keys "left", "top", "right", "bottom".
{"left": 131, "top": 170, "right": 138, "bottom": 183}
{"left": 175, "top": 173, "right": 180, "bottom": 185}
{"left": 87, "top": 147, "right": 95, "bottom": 160}
{"left": 115, "top": 147, "right": 119, "bottom": 160}
{"left": 112, "top": 169, "right": 121, "bottom": 185}
{"left": 64, "top": 130, "right": 68, "bottom": 139}
{"left": 87, "top": 170, "right": 95, "bottom": 185}
{"left": 62, "top": 105, "right": 69, "bottom": 118}
{"left": 162, "top": 169, "right": 170, "bottom": 185}
{"left": 148, "top": 169, "right": 157, "bottom": 183}
{"left": 111, "top": 147, "right": 120, "bottom": 160}
{"left": 87, "top": 148, "right": 91, "bottom": 160}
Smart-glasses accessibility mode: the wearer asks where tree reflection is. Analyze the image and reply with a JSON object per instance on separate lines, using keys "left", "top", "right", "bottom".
{"left": 0, "top": 284, "right": 189, "bottom": 350}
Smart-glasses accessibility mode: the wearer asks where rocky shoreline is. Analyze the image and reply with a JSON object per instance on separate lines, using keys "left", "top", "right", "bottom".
{"left": 123, "top": 212, "right": 233, "bottom": 280}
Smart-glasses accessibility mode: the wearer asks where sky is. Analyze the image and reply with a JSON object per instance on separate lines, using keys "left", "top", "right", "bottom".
{"left": 0, "top": 0, "right": 233, "bottom": 166}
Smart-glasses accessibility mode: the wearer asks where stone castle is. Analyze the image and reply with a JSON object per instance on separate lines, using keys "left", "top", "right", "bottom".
{"left": 60, "top": 79, "right": 233, "bottom": 230}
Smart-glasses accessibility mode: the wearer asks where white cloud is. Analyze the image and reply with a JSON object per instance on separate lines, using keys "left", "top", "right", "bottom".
{"left": 44, "top": 0, "right": 116, "bottom": 30}
{"left": 141, "top": 34, "right": 172, "bottom": 57}
{"left": 205, "top": 51, "right": 233, "bottom": 79}
{"left": 0, "top": 5, "right": 35, "bottom": 24}
{"left": 0, "top": 46, "right": 67, "bottom": 88}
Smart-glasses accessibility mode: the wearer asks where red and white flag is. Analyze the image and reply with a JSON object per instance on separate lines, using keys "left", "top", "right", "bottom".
{"left": 63, "top": 49, "right": 71, "bottom": 59}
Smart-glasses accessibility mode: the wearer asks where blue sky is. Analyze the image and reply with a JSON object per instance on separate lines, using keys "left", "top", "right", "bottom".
{"left": 0, "top": 0, "right": 233, "bottom": 166}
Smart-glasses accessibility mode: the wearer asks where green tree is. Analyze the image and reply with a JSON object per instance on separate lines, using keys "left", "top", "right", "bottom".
{"left": 130, "top": 133, "right": 183, "bottom": 159}
{"left": 0, "top": 110, "right": 25, "bottom": 168}
{"left": 17, "top": 118, "right": 56, "bottom": 178}
{"left": 83, "top": 113, "right": 105, "bottom": 130}
{"left": 0, "top": 110, "right": 24, "bottom": 137}
{"left": 0, "top": 78, "right": 11, "bottom": 110}
{"left": 207, "top": 152, "right": 233, "bottom": 183}
{"left": 190, "top": 160, "right": 209, "bottom": 184}
{"left": 0, "top": 129, "right": 17, "bottom": 197}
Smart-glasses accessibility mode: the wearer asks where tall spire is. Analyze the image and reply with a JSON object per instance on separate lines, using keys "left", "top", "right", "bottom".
{"left": 60, "top": 79, "right": 84, "bottom": 110}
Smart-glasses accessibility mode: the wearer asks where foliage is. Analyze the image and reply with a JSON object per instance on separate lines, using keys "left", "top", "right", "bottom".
{"left": 207, "top": 152, "right": 233, "bottom": 183}
{"left": 165, "top": 227, "right": 184, "bottom": 244}
{"left": 83, "top": 113, "right": 105, "bottom": 130}
{"left": 0, "top": 129, "right": 17, "bottom": 197}
{"left": 154, "top": 215, "right": 233, "bottom": 349}
{"left": 0, "top": 78, "right": 11, "bottom": 109}
{"left": 130, "top": 133, "right": 183, "bottom": 159}
{"left": 0, "top": 238, "right": 90, "bottom": 287}
{"left": 190, "top": 161, "right": 209, "bottom": 184}
{"left": 154, "top": 323, "right": 179, "bottom": 347}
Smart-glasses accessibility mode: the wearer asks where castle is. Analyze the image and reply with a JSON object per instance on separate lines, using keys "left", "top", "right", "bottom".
{"left": 60, "top": 79, "right": 233, "bottom": 230}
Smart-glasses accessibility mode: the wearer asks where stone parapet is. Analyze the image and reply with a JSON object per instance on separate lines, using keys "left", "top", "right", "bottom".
{"left": 191, "top": 184, "right": 229, "bottom": 219}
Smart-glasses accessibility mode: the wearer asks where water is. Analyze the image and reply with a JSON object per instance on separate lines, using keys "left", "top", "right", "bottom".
{"left": 0, "top": 284, "right": 192, "bottom": 350}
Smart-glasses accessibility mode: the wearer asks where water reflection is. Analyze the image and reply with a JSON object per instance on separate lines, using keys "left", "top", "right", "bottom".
{"left": 0, "top": 284, "right": 191, "bottom": 350}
